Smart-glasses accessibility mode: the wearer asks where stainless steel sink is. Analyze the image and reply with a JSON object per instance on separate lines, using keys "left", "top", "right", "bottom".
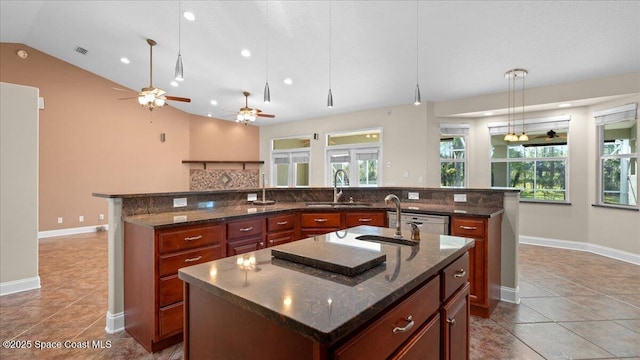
{"left": 355, "top": 234, "right": 419, "bottom": 246}
{"left": 305, "top": 202, "right": 372, "bottom": 208}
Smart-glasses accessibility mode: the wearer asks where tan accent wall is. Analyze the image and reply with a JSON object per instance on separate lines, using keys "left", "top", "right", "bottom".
{"left": 0, "top": 43, "right": 259, "bottom": 231}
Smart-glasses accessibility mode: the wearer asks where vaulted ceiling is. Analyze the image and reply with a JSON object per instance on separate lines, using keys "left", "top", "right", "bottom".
{"left": 1, "top": 1, "right": 639, "bottom": 125}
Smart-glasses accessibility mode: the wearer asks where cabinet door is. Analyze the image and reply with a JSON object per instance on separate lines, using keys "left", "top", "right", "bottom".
{"left": 227, "top": 236, "right": 264, "bottom": 256}
{"left": 466, "top": 238, "right": 485, "bottom": 306}
{"left": 267, "top": 231, "right": 295, "bottom": 247}
{"left": 390, "top": 314, "right": 440, "bottom": 360}
{"left": 442, "top": 283, "right": 470, "bottom": 360}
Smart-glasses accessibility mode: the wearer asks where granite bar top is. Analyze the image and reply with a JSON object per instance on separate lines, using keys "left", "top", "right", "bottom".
{"left": 178, "top": 225, "right": 475, "bottom": 345}
{"left": 123, "top": 202, "right": 503, "bottom": 229}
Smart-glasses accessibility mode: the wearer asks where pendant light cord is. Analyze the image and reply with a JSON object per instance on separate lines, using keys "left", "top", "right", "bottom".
{"left": 416, "top": 0, "right": 419, "bottom": 85}
{"left": 177, "top": 0, "right": 181, "bottom": 55}
{"left": 266, "top": 1, "right": 269, "bottom": 81}
{"left": 329, "top": 0, "right": 332, "bottom": 90}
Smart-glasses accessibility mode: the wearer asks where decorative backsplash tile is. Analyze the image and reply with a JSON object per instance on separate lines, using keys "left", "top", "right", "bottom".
{"left": 190, "top": 169, "right": 258, "bottom": 191}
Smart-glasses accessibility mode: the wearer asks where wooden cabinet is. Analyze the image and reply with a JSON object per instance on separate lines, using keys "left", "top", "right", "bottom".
{"left": 300, "top": 212, "right": 342, "bottom": 238}
{"left": 345, "top": 211, "right": 386, "bottom": 227}
{"left": 123, "top": 221, "right": 225, "bottom": 352}
{"left": 266, "top": 213, "right": 298, "bottom": 247}
{"left": 442, "top": 283, "right": 470, "bottom": 360}
{"left": 226, "top": 217, "right": 266, "bottom": 256}
{"left": 450, "top": 215, "right": 502, "bottom": 318}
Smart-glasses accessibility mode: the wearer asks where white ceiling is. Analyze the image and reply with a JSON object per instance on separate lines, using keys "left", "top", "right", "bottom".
{"left": 1, "top": 0, "right": 639, "bottom": 125}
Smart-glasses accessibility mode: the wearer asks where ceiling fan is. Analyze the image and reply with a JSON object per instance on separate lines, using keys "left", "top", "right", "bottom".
{"left": 535, "top": 129, "right": 568, "bottom": 141}
{"left": 235, "top": 91, "right": 275, "bottom": 124}
{"left": 115, "top": 39, "right": 190, "bottom": 111}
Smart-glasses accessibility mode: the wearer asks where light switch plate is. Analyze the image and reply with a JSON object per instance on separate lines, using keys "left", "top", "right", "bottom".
{"left": 247, "top": 193, "right": 257, "bottom": 201}
{"left": 408, "top": 192, "right": 419, "bottom": 200}
{"left": 173, "top": 198, "right": 187, "bottom": 207}
{"left": 454, "top": 194, "right": 467, "bottom": 202}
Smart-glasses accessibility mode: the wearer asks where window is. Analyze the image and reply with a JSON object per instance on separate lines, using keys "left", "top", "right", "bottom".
{"left": 440, "top": 125, "right": 468, "bottom": 187}
{"left": 489, "top": 116, "right": 570, "bottom": 202}
{"left": 595, "top": 103, "right": 638, "bottom": 207}
{"left": 271, "top": 136, "right": 311, "bottom": 187}
{"left": 326, "top": 129, "right": 381, "bottom": 187}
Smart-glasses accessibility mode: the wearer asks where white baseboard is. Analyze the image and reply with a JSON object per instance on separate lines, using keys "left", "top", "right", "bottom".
{"left": 501, "top": 286, "right": 520, "bottom": 304}
{"left": 520, "top": 235, "right": 640, "bottom": 266}
{"left": 38, "top": 224, "right": 109, "bottom": 239}
{"left": 105, "top": 311, "right": 125, "bottom": 334}
{"left": 0, "top": 276, "right": 41, "bottom": 296}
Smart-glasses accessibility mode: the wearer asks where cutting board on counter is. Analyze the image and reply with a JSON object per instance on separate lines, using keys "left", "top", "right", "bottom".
{"left": 271, "top": 238, "right": 386, "bottom": 277}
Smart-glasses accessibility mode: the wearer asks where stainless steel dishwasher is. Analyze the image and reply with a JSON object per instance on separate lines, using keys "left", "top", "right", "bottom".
{"left": 387, "top": 211, "right": 449, "bottom": 235}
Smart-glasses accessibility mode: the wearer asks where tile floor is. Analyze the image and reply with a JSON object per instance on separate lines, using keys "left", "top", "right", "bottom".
{"left": 0, "top": 232, "right": 639, "bottom": 359}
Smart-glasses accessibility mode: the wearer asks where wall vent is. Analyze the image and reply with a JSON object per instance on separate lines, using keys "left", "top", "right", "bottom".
{"left": 74, "top": 46, "right": 88, "bottom": 55}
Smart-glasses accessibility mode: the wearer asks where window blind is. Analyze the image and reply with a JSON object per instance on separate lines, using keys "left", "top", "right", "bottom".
{"left": 488, "top": 115, "right": 571, "bottom": 135}
{"left": 594, "top": 103, "right": 637, "bottom": 125}
{"left": 440, "top": 124, "right": 470, "bottom": 136}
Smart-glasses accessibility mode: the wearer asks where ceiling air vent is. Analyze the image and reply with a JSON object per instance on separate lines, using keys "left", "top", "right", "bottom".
{"left": 74, "top": 46, "right": 88, "bottom": 55}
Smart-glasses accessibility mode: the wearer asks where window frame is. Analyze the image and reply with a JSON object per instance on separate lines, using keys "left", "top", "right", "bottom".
{"left": 270, "top": 135, "right": 311, "bottom": 188}
{"left": 440, "top": 125, "right": 469, "bottom": 188}
{"left": 325, "top": 128, "right": 382, "bottom": 188}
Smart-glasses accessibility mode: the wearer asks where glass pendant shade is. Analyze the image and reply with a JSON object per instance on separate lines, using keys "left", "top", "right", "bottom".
{"left": 414, "top": 84, "right": 421, "bottom": 105}
{"left": 175, "top": 53, "right": 183, "bottom": 81}
{"left": 264, "top": 82, "right": 271, "bottom": 103}
{"left": 327, "top": 88, "right": 333, "bottom": 108}
{"left": 518, "top": 133, "right": 529, "bottom": 141}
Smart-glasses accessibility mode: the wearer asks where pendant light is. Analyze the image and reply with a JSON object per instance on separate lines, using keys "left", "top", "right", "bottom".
{"left": 263, "top": 1, "right": 271, "bottom": 103}
{"left": 327, "top": 0, "right": 333, "bottom": 108}
{"left": 174, "top": 0, "right": 184, "bottom": 81}
{"left": 504, "top": 69, "right": 528, "bottom": 141}
{"left": 414, "top": 0, "right": 421, "bottom": 105}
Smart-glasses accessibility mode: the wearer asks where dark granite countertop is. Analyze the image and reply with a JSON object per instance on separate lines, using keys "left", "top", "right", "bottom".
{"left": 178, "top": 225, "right": 475, "bottom": 345}
{"left": 123, "top": 202, "right": 503, "bottom": 229}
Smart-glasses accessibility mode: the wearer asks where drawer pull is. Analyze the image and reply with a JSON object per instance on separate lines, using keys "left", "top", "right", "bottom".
{"left": 239, "top": 226, "right": 254, "bottom": 232}
{"left": 314, "top": 218, "right": 328, "bottom": 223}
{"left": 447, "top": 318, "right": 456, "bottom": 326}
{"left": 459, "top": 225, "right": 477, "bottom": 230}
{"left": 184, "top": 256, "right": 203, "bottom": 263}
{"left": 184, "top": 235, "right": 203, "bottom": 241}
{"left": 269, "top": 240, "right": 274, "bottom": 245}
{"left": 260, "top": 242, "right": 264, "bottom": 248}
{"left": 276, "top": 221, "right": 288, "bottom": 225}
{"left": 358, "top": 218, "right": 372, "bottom": 222}
{"left": 392, "top": 315, "right": 414, "bottom": 334}
{"left": 453, "top": 269, "right": 466, "bottom": 278}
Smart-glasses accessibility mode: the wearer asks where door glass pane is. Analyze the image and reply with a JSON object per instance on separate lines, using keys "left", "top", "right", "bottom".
{"left": 331, "top": 163, "right": 349, "bottom": 186}
{"left": 358, "top": 159, "right": 378, "bottom": 186}
{"left": 275, "top": 164, "right": 289, "bottom": 187}
{"left": 295, "top": 162, "right": 309, "bottom": 187}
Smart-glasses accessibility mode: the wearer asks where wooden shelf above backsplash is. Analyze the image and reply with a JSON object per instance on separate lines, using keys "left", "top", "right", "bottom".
{"left": 182, "top": 160, "right": 264, "bottom": 169}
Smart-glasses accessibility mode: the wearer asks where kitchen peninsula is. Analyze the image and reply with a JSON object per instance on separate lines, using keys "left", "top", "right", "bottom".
{"left": 178, "top": 225, "right": 475, "bottom": 359}
{"left": 93, "top": 187, "right": 520, "bottom": 352}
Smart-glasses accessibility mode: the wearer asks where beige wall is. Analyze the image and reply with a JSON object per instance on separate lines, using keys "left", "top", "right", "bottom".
{"left": 0, "top": 43, "right": 259, "bottom": 231}
{"left": 1, "top": 82, "right": 39, "bottom": 289}
{"left": 260, "top": 74, "right": 640, "bottom": 256}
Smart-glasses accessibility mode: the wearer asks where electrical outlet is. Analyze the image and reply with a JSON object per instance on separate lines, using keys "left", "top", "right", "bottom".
{"left": 247, "top": 193, "right": 257, "bottom": 201}
{"left": 173, "top": 198, "right": 187, "bottom": 207}
{"left": 408, "top": 192, "right": 419, "bottom": 200}
{"left": 99, "top": 214, "right": 105, "bottom": 220}
{"left": 57, "top": 217, "right": 63, "bottom": 224}
{"left": 454, "top": 194, "right": 467, "bottom": 202}
{"left": 79, "top": 215, "right": 84, "bottom": 222}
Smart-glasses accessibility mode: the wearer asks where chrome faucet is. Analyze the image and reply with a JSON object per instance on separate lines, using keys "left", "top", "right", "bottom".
{"left": 409, "top": 222, "right": 420, "bottom": 241}
{"left": 333, "top": 169, "right": 349, "bottom": 203}
{"left": 385, "top": 194, "right": 402, "bottom": 238}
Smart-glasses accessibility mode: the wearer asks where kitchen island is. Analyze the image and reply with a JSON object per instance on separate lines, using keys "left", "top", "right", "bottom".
{"left": 178, "top": 225, "right": 475, "bottom": 359}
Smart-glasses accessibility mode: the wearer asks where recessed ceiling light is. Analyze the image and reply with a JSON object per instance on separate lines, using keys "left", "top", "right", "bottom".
{"left": 241, "top": 49, "right": 251, "bottom": 57}
{"left": 120, "top": 57, "right": 130, "bottom": 64}
{"left": 207, "top": 113, "right": 212, "bottom": 117}
{"left": 283, "top": 78, "right": 293, "bottom": 85}
{"left": 183, "top": 12, "right": 195, "bottom": 21}
{"left": 170, "top": 81, "right": 179, "bottom": 87}
{"left": 210, "top": 100, "right": 218, "bottom": 106}
{"left": 483, "top": 112, "right": 494, "bottom": 116}
{"left": 558, "top": 103, "right": 572, "bottom": 108}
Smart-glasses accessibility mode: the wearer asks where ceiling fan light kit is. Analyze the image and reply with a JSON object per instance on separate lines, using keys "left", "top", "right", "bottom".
{"left": 504, "top": 68, "right": 529, "bottom": 142}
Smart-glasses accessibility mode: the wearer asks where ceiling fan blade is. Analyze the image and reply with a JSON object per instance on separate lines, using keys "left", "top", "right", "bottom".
{"left": 113, "top": 87, "right": 135, "bottom": 93}
{"left": 118, "top": 96, "right": 138, "bottom": 100}
{"left": 165, "top": 95, "right": 191, "bottom": 103}
{"left": 257, "top": 113, "right": 275, "bottom": 118}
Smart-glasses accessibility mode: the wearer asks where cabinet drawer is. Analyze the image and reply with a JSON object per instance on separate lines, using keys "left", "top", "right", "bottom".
{"left": 345, "top": 212, "right": 385, "bottom": 227}
{"left": 451, "top": 217, "right": 485, "bottom": 238}
{"left": 267, "top": 231, "right": 295, "bottom": 247}
{"left": 390, "top": 313, "right": 440, "bottom": 360}
{"left": 159, "top": 274, "right": 183, "bottom": 308}
{"left": 301, "top": 213, "right": 342, "bottom": 228}
{"left": 334, "top": 276, "right": 440, "bottom": 360}
{"left": 227, "top": 236, "right": 264, "bottom": 256}
{"left": 267, "top": 214, "right": 296, "bottom": 232}
{"left": 228, "top": 218, "right": 264, "bottom": 240}
{"left": 442, "top": 252, "right": 469, "bottom": 301}
{"left": 159, "top": 302, "right": 183, "bottom": 338}
{"left": 159, "top": 245, "right": 222, "bottom": 277}
{"left": 158, "top": 224, "right": 225, "bottom": 254}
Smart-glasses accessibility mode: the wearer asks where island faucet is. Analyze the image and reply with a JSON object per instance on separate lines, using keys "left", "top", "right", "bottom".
{"left": 333, "top": 169, "right": 349, "bottom": 203}
{"left": 385, "top": 194, "right": 402, "bottom": 238}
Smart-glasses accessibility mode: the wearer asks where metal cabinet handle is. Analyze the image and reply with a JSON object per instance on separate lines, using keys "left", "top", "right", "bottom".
{"left": 259, "top": 242, "right": 264, "bottom": 248}
{"left": 314, "top": 218, "right": 328, "bottom": 223}
{"left": 358, "top": 218, "right": 372, "bottom": 222}
{"left": 392, "top": 315, "right": 414, "bottom": 334}
{"left": 239, "top": 226, "right": 254, "bottom": 232}
{"left": 459, "top": 226, "right": 477, "bottom": 230}
{"left": 447, "top": 318, "right": 456, "bottom": 326}
{"left": 184, "top": 256, "right": 202, "bottom": 263}
{"left": 184, "top": 235, "right": 202, "bottom": 241}
{"left": 269, "top": 240, "right": 274, "bottom": 245}
{"left": 276, "top": 221, "right": 288, "bottom": 225}
{"left": 453, "top": 269, "right": 466, "bottom": 278}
